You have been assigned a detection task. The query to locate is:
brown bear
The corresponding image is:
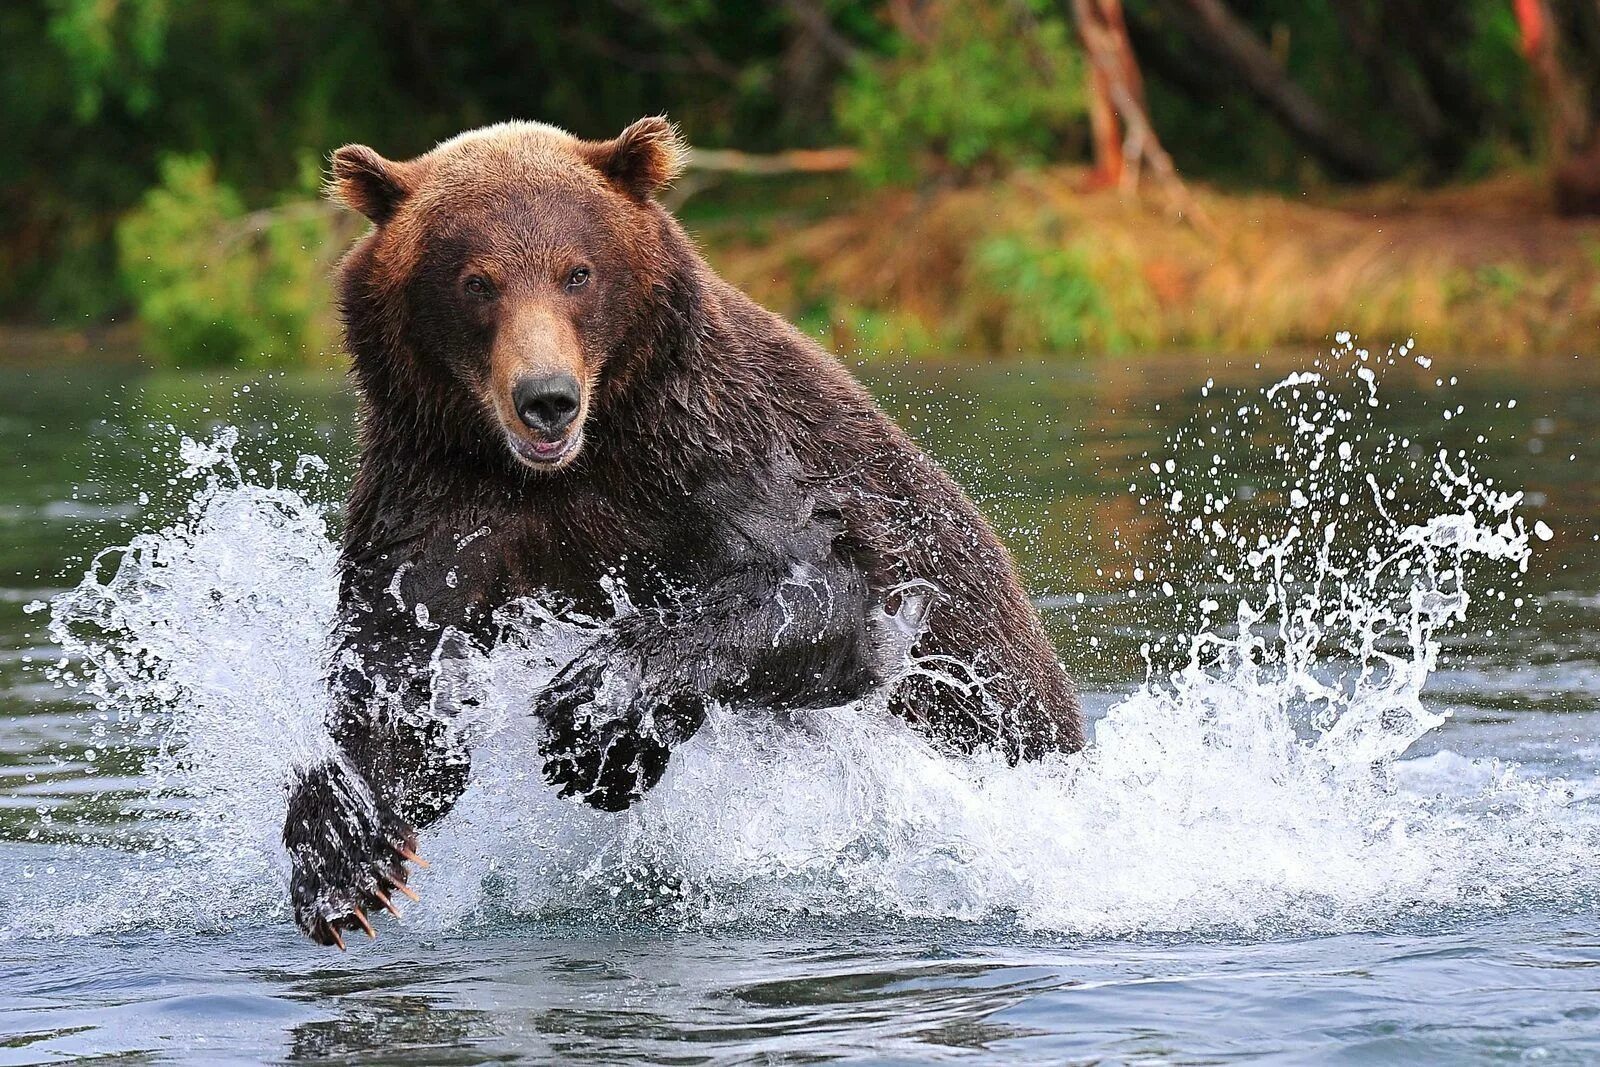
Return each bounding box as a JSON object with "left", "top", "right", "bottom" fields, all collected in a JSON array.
[{"left": 282, "top": 117, "right": 1084, "bottom": 948}]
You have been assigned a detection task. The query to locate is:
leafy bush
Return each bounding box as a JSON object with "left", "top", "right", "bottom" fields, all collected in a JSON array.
[
  {"left": 801, "top": 301, "right": 943, "bottom": 358},
  {"left": 964, "top": 223, "right": 1151, "bottom": 354},
  {"left": 117, "top": 155, "right": 344, "bottom": 366},
  {"left": 838, "top": 0, "right": 1086, "bottom": 184},
  {"left": 46, "top": 0, "right": 169, "bottom": 121}
]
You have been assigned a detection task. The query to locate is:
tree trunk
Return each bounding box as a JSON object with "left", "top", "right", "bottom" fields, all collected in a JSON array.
[
  {"left": 1516, "top": 0, "right": 1588, "bottom": 152},
  {"left": 1380, "top": 0, "right": 1493, "bottom": 146},
  {"left": 1157, "top": 0, "right": 1391, "bottom": 181},
  {"left": 1521, "top": 0, "right": 1600, "bottom": 213},
  {"left": 1069, "top": 0, "right": 1198, "bottom": 221},
  {"left": 1074, "top": 0, "right": 1138, "bottom": 187},
  {"left": 1327, "top": 0, "right": 1462, "bottom": 173},
  {"left": 778, "top": 0, "right": 859, "bottom": 140}
]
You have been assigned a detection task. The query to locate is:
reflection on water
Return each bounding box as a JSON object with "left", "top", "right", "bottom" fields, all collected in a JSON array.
[
  {"left": 0, "top": 345, "right": 1598, "bottom": 1063},
  {"left": 6, "top": 919, "right": 1600, "bottom": 1062}
]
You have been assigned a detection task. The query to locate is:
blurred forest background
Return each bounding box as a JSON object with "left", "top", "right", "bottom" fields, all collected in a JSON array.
[{"left": 3, "top": 0, "right": 1600, "bottom": 365}]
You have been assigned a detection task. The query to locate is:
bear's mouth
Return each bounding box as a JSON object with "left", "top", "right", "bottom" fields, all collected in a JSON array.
[{"left": 506, "top": 428, "right": 582, "bottom": 470}]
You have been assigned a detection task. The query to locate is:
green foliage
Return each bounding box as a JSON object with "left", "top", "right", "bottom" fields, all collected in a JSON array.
[
  {"left": 0, "top": 0, "right": 1583, "bottom": 362},
  {"left": 1135, "top": 0, "right": 1538, "bottom": 185},
  {"left": 117, "top": 155, "right": 341, "bottom": 366},
  {"left": 3, "top": 0, "right": 870, "bottom": 324},
  {"left": 46, "top": 0, "right": 171, "bottom": 120},
  {"left": 839, "top": 0, "right": 1085, "bottom": 184},
  {"left": 967, "top": 230, "right": 1120, "bottom": 354},
  {"left": 1455, "top": 262, "right": 1529, "bottom": 309},
  {"left": 805, "top": 303, "right": 944, "bottom": 358}
]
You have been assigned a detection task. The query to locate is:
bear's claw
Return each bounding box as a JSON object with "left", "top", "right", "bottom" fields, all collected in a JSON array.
[
  {"left": 395, "top": 844, "right": 429, "bottom": 868},
  {"left": 284, "top": 759, "right": 428, "bottom": 947},
  {"left": 371, "top": 886, "right": 400, "bottom": 916}
]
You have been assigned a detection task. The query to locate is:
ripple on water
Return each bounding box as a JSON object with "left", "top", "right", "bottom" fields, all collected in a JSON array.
[{"left": 0, "top": 344, "right": 1591, "bottom": 950}]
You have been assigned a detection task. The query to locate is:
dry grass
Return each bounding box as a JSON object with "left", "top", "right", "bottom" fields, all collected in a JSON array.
[{"left": 701, "top": 166, "right": 1600, "bottom": 357}]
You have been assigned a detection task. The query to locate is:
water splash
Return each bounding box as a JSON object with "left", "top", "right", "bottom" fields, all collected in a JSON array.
[{"left": 10, "top": 342, "right": 1597, "bottom": 941}]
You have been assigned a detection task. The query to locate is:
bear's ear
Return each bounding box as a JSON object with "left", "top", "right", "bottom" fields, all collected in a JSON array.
[
  {"left": 584, "top": 116, "right": 687, "bottom": 201},
  {"left": 328, "top": 145, "right": 416, "bottom": 224}
]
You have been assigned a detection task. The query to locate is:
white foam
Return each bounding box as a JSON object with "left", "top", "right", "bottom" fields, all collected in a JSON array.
[{"left": 11, "top": 341, "right": 1598, "bottom": 941}]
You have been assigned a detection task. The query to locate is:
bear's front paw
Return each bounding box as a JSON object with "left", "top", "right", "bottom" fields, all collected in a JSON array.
[
  {"left": 283, "top": 760, "right": 428, "bottom": 948},
  {"left": 535, "top": 637, "right": 705, "bottom": 811}
]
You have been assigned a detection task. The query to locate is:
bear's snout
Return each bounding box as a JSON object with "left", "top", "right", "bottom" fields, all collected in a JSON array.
[{"left": 513, "top": 373, "right": 582, "bottom": 438}]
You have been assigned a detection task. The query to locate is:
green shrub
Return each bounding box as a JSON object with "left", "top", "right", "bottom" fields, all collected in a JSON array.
[
  {"left": 838, "top": 0, "right": 1086, "bottom": 185},
  {"left": 117, "top": 154, "right": 344, "bottom": 367},
  {"left": 804, "top": 302, "right": 943, "bottom": 358},
  {"left": 968, "top": 231, "right": 1113, "bottom": 353}
]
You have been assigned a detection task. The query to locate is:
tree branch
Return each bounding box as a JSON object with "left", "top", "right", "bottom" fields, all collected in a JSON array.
[
  {"left": 1157, "top": 0, "right": 1391, "bottom": 180},
  {"left": 781, "top": 0, "right": 861, "bottom": 65}
]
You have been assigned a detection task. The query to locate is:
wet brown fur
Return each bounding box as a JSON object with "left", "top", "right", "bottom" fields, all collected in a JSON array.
[{"left": 283, "top": 117, "right": 1083, "bottom": 946}]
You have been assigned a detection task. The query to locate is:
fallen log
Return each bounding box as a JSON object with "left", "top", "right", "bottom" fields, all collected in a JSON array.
[{"left": 685, "top": 146, "right": 860, "bottom": 175}]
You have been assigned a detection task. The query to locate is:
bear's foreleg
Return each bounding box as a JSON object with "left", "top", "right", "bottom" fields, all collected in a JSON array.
[
  {"left": 284, "top": 628, "right": 471, "bottom": 946},
  {"left": 536, "top": 513, "right": 888, "bottom": 810}
]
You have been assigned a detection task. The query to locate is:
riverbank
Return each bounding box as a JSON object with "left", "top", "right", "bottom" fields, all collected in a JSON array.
[
  {"left": 695, "top": 167, "right": 1600, "bottom": 359},
  {"left": 7, "top": 167, "right": 1599, "bottom": 365}
]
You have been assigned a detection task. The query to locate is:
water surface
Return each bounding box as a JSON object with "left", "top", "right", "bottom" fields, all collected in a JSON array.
[{"left": 1, "top": 344, "right": 1596, "bottom": 1064}]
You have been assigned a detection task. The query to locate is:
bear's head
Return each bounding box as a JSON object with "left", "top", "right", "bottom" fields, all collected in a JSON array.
[{"left": 330, "top": 117, "right": 689, "bottom": 473}]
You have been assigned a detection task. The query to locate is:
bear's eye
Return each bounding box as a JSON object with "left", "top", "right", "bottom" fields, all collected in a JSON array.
[
  {"left": 565, "top": 266, "right": 592, "bottom": 291},
  {"left": 463, "top": 275, "right": 494, "bottom": 299}
]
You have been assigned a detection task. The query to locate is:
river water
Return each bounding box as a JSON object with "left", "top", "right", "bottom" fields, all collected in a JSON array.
[{"left": 0, "top": 342, "right": 1596, "bottom": 1064}]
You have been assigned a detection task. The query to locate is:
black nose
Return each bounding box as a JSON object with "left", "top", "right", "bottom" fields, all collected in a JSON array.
[{"left": 513, "top": 373, "right": 581, "bottom": 435}]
